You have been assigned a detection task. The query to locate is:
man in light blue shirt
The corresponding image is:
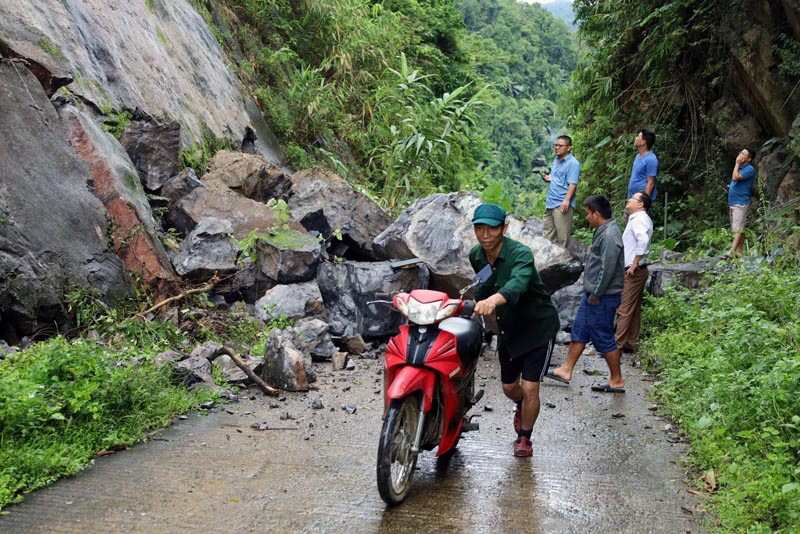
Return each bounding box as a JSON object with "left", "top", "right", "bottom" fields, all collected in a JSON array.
[
  {"left": 723, "top": 147, "right": 756, "bottom": 259},
  {"left": 627, "top": 129, "right": 658, "bottom": 202},
  {"left": 542, "top": 135, "right": 580, "bottom": 247}
]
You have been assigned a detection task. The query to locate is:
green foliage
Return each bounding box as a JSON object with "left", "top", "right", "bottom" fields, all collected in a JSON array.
[
  {"left": 101, "top": 109, "right": 133, "bottom": 139},
  {"left": 179, "top": 126, "right": 235, "bottom": 176},
  {"left": 457, "top": 0, "right": 578, "bottom": 216},
  {"left": 37, "top": 38, "right": 61, "bottom": 58},
  {"left": 212, "top": 0, "right": 494, "bottom": 214},
  {"left": 367, "top": 54, "right": 489, "bottom": 210},
  {"left": 63, "top": 284, "right": 186, "bottom": 351},
  {"left": 0, "top": 337, "right": 214, "bottom": 509},
  {"left": 640, "top": 259, "right": 800, "bottom": 532},
  {"left": 775, "top": 33, "right": 800, "bottom": 79}
]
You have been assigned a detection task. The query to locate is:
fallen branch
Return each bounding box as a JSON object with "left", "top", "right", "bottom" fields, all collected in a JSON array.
[
  {"left": 219, "top": 345, "right": 279, "bottom": 397},
  {"left": 133, "top": 275, "right": 219, "bottom": 320}
]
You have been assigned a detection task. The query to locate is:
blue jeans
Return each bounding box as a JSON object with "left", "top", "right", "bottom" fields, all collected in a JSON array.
[{"left": 571, "top": 292, "right": 621, "bottom": 354}]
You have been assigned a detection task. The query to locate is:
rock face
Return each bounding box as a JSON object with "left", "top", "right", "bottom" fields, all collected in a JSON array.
[
  {"left": 0, "top": 0, "right": 287, "bottom": 166},
  {"left": 59, "top": 103, "right": 177, "bottom": 288},
  {"left": 0, "top": 61, "right": 128, "bottom": 342}
]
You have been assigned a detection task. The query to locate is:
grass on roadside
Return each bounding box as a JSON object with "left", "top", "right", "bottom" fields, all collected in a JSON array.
[
  {"left": 0, "top": 336, "right": 216, "bottom": 511},
  {"left": 640, "top": 260, "right": 800, "bottom": 533}
]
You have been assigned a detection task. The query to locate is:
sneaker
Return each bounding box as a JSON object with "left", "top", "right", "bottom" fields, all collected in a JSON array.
[
  {"left": 513, "top": 436, "right": 533, "bottom": 457},
  {"left": 513, "top": 408, "right": 522, "bottom": 434}
]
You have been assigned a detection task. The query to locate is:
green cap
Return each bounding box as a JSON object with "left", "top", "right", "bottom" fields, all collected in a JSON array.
[{"left": 472, "top": 203, "right": 506, "bottom": 227}]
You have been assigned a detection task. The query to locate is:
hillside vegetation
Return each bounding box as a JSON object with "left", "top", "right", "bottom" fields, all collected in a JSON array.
[{"left": 189, "top": 0, "right": 576, "bottom": 216}]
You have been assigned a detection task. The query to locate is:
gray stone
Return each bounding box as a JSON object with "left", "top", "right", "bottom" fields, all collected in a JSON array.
[
  {"left": 261, "top": 329, "right": 310, "bottom": 391},
  {"left": 316, "top": 260, "right": 430, "bottom": 338},
  {"left": 120, "top": 113, "right": 182, "bottom": 192},
  {"left": 255, "top": 281, "right": 324, "bottom": 323},
  {"left": 170, "top": 218, "right": 238, "bottom": 279},
  {"left": 288, "top": 168, "right": 392, "bottom": 260},
  {"left": 0, "top": 62, "right": 127, "bottom": 341}
]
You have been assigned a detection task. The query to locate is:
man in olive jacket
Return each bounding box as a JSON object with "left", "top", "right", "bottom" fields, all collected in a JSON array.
[
  {"left": 469, "top": 203, "right": 560, "bottom": 458},
  {"left": 547, "top": 195, "right": 626, "bottom": 393}
]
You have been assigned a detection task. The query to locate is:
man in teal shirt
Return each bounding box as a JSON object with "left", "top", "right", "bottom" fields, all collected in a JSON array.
[{"left": 469, "top": 203, "right": 561, "bottom": 458}]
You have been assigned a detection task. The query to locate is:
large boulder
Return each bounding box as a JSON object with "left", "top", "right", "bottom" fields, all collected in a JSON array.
[
  {"left": 59, "top": 103, "right": 177, "bottom": 288},
  {"left": 316, "top": 260, "right": 430, "bottom": 339},
  {"left": 170, "top": 217, "right": 238, "bottom": 280},
  {"left": 287, "top": 168, "right": 393, "bottom": 260},
  {"left": 120, "top": 110, "right": 182, "bottom": 192},
  {"left": 171, "top": 187, "right": 304, "bottom": 239},
  {"left": 0, "top": 61, "right": 128, "bottom": 343},
  {"left": 372, "top": 191, "right": 583, "bottom": 295},
  {"left": 646, "top": 260, "right": 719, "bottom": 297},
  {"left": 203, "top": 150, "right": 292, "bottom": 203},
  {"left": 255, "top": 282, "right": 325, "bottom": 323}
]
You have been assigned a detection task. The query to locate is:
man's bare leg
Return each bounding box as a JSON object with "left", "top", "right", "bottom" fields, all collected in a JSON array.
[
  {"left": 603, "top": 348, "right": 625, "bottom": 389},
  {"left": 550, "top": 341, "right": 586, "bottom": 382}
]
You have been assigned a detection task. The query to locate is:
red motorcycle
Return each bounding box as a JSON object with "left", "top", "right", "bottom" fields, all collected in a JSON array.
[{"left": 373, "top": 270, "right": 490, "bottom": 506}]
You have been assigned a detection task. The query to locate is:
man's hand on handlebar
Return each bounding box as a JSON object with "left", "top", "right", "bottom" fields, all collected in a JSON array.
[
  {"left": 473, "top": 294, "right": 507, "bottom": 317},
  {"left": 473, "top": 299, "right": 497, "bottom": 316}
]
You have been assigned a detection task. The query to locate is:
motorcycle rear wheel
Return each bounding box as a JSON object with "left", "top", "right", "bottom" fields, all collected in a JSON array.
[{"left": 376, "top": 396, "right": 420, "bottom": 506}]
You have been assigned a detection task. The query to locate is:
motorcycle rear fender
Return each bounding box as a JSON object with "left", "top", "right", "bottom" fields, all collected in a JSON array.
[{"left": 385, "top": 366, "right": 436, "bottom": 412}]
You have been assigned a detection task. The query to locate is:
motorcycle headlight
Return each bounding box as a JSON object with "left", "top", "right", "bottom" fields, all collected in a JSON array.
[
  {"left": 404, "top": 297, "right": 459, "bottom": 325},
  {"left": 405, "top": 296, "right": 442, "bottom": 325}
]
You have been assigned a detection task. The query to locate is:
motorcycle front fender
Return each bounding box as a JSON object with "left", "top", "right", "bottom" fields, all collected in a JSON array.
[{"left": 385, "top": 366, "right": 436, "bottom": 413}]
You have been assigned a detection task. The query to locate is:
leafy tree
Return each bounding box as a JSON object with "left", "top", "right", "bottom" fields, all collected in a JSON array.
[
  {"left": 208, "top": 0, "right": 490, "bottom": 213},
  {"left": 457, "top": 0, "right": 577, "bottom": 216}
]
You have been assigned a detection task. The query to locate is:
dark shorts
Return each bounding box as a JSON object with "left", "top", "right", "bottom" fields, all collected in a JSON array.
[
  {"left": 499, "top": 337, "right": 555, "bottom": 383},
  {"left": 571, "top": 292, "right": 621, "bottom": 354}
]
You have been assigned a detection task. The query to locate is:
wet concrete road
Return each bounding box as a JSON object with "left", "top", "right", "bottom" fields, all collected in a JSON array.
[{"left": 0, "top": 344, "right": 703, "bottom": 533}]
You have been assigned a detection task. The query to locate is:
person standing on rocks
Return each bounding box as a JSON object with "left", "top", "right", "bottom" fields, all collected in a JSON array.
[
  {"left": 542, "top": 135, "right": 581, "bottom": 247},
  {"left": 469, "top": 203, "right": 561, "bottom": 457},
  {"left": 546, "top": 195, "right": 626, "bottom": 393},
  {"left": 615, "top": 191, "right": 653, "bottom": 353},
  {"left": 723, "top": 147, "right": 756, "bottom": 259}
]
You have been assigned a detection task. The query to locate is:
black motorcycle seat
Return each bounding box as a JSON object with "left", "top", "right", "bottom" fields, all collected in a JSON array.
[{"left": 439, "top": 317, "right": 483, "bottom": 368}]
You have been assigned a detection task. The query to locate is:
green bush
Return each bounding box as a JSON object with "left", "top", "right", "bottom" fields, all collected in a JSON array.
[
  {"left": 640, "top": 261, "right": 800, "bottom": 532},
  {"left": 0, "top": 337, "right": 214, "bottom": 509}
]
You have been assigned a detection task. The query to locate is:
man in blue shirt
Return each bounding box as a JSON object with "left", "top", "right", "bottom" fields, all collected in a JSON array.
[
  {"left": 723, "top": 147, "right": 756, "bottom": 259},
  {"left": 542, "top": 135, "right": 580, "bottom": 247},
  {"left": 627, "top": 129, "right": 658, "bottom": 202}
]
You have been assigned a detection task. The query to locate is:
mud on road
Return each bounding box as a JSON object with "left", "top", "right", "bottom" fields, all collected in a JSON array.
[{"left": 0, "top": 344, "right": 703, "bottom": 533}]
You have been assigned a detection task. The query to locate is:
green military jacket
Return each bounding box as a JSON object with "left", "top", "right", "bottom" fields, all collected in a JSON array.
[{"left": 469, "top": 236, "right": 560, "bottom": 358}]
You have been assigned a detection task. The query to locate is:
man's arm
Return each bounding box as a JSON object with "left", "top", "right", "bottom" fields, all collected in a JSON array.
[
  {"left": 645, "top": 176, "right": 655, "bottom": 196},
  {"left": 626, "top": 254, "right": 643, "bottom": 276},
  {"left": 473, "top": 292, "right": 507, "bottom": 316},
  {"left": 560, "top": 183, "right": 578, "bottom": 213},
  {"left": 732, "top": 158, "right": 754, "bottom": 182}
]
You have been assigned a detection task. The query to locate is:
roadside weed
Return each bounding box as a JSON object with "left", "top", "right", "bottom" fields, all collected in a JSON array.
[{"left": 640, "top": 262, "right": 800, "bottom": 532}]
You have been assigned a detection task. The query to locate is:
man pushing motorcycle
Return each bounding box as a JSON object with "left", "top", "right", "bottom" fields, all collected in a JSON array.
[{"left": 469, "top": 203, "right": 561, "bottom": 457}]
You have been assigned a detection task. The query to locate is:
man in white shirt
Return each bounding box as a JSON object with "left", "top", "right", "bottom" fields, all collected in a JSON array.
[{"left": 616, "top": 191, "right": 653, "bottom": 353}]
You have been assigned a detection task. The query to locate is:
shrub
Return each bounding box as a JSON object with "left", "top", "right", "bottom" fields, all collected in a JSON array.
[{"left": 640, "top": 261, "right": 800, "bottom": 532}]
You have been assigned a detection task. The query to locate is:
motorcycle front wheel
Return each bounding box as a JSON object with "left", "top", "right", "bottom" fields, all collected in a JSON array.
[{"left": 376, "top": 395, "right": 421, "bottom": 506}]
